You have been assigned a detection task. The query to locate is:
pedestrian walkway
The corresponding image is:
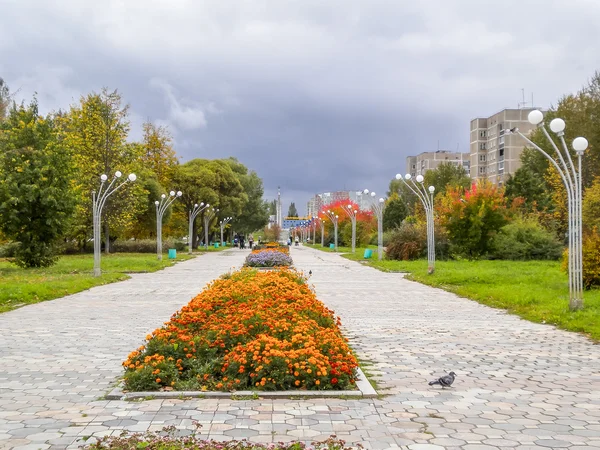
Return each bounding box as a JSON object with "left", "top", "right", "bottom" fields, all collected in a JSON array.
[{"left": 1, "top": 246, "right": 599, "bottom": 449}]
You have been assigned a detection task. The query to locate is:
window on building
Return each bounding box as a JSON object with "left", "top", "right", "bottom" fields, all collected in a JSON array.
[{"left": 499, "top": 148, "right": 504, "bottom": 156}]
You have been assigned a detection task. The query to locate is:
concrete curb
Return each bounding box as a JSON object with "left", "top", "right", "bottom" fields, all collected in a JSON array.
[{"left": 106, "top": 367, "right": 377, "bottom": 400}]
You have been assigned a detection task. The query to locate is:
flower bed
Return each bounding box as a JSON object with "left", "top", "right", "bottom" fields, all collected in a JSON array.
[
  {"left": 245, "top": 248, "right": 292, "bottom": 267},
  {"left": 123, "top": 269, "right": 358, "bottom": 392}
]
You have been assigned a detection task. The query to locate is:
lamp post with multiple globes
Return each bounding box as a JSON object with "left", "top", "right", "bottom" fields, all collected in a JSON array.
[{"left": 155, "top": 190, "right": 183, "bottom": 260}]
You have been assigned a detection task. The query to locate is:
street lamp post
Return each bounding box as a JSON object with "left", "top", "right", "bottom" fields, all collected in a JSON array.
[
  {"left": 188, "top": 202, "right": 209, "bottom": 254},
  {"left": 395, "top": 174, "right": 436, "bottom": 273},
  {"left": 155, "top": 190, "right": 182, "bottom": 260},
  {"left": 311, "top": 216, "right": 317, "bottom": 244},
  {"left": 319, "top": 217, "right": 325, "bottom": 247},
  {"left": 322, "top": 210, "right": 339, "bottom": 251},
  {"left": 204, "top": 208, "right": 219, "bottom": 249},
  {"left": 220, "top": 217, "right": 233, "bottom": 246},
  {"left": 92, "top": 171, "right": 137, "bottom": 277},
  {"left": 510, "top": 110, "right": 588, "bottom": 311},
  {"left": 342, "top": 204, "right": 358, "bottom": 253},
  {"left": 363, "top": 190, "right": 385, "bottom": 260}
]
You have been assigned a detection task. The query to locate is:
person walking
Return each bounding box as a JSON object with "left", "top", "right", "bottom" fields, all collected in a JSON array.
[{"left": 248, "top": 235, "right": 254, "bottom": 249}]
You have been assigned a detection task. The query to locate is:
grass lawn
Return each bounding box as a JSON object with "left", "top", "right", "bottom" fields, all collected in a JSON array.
[
  {"left": 305, "top": 243, "right": 378, "bottom": 255},
  {"left": 0, "top": 253, "right": 195, "bottom": 314},
  {"left": 341, "top": 256, "right": 600, "bottom": 341}
]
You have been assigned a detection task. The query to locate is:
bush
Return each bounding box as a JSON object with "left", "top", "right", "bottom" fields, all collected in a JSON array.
[
  {"left": 491, "top": 217, "right": 563, "bottom": 260},
  {"left": 123, "top": 269, "right": 358, "bottom": 392},
  {"left": 385, "top": 222, "right": 450, "bottom": 261},
  {"left": 385, "top": 222, "right": 426, "bottom": 260},
  {"left": 582, "top": 228, "right": 600, "bottom": 289},
  {"left": 0, "top": 241, "right": 19, "bottom": 258},
  {"left": 110, "top": 238, "right": 186, "bottom": 253}
]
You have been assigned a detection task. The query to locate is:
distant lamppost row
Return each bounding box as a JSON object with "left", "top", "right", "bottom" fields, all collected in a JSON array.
[
  {"left": 188, "top": 202, "right": 209, "bottom": 254},
  {"left": 510, "top": 110, "right": 588, "bottom": 311},
  {"left": 204, "top": 207, "right": 219, "bottom": 249},
  {"left": 322, "top": 210, "right": 339, "bottom": 251},
  {"left": 363, "top": 190, "right": 385, "bottom": 260},
  {"left": 396, "top": 174, "right": 436, "bottom": 273},
  {"left": 220, "top": 217, "right": 233, "bottom": 246},
  {"left": 155, "top": 190, "right": 182, "bottom": 260},
  {"left": 341, "top": 204, "right": 358, "bottom": 253},
  {"left": 311, "top": 216, "right": 317, "bottom": 244},
  {"left": 92, "top": 171, "right": 137, "bottom": 277}
]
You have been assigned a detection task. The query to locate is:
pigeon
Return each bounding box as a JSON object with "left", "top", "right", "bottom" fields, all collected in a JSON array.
[
  {"left": 308, "top": 270, "right": 312, "bottom": 276},
  {"left": 428, "top": 371, "right": 456, "bottom": 388},
  {"left": 509, "top": 127, "right": 519, "bottom": 133}
]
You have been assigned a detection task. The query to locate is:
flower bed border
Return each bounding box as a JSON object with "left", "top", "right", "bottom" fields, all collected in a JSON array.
[{"left": 105, "top": 367, "right": 376, "bottom": 400}]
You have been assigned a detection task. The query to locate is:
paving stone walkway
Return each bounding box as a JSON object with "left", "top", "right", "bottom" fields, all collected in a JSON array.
[{"left": 1, "top": 246, "right": 599, "bottom": 449}]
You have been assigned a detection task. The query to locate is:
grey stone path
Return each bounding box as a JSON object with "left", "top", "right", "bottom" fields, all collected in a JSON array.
[{"left": 1, "top": 246, "right": 599, "bottom": 449}]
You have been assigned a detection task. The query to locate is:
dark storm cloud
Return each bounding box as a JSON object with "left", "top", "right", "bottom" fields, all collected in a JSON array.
[{"left": 2, "top": 0, "right": 600, "bottom": 214}]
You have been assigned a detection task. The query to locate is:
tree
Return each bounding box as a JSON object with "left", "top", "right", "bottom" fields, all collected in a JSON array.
[
  {"left": 287, "top": 202, "right": 298, "bottom": 217},
  {"left": 140, "top": 122, "right": 178, "bottom": 186},
  {"left": 63, "top": 88, "right": 146, "bottom": 251},
  {"left": 0, "top": 99, "right": 75, "bottom": 267},
  {"left": 504, "top": 164, "right": 554, "bottom": 213},
  {"left": 583, "top": 176, "right": 600, "bottom": 231},
  {"left": 0, "top": 77, "right": 10, "bottom": 120},
  {"left": 383, "top": 194, "right": 408, "bottom": 231},
  {"left": 222, "top": 158, "right": 269, "bottom": 234},
  {"left": 387, "top": 177, "right": 419, "bottom": 216},
  {"left": 268, "top": 200, "right": 277, "bottom": 215},
  {"left": 423, "top": 163, "right": 471, "bottom": 196},
  {"left": 172, "top": 159, "right": 246, "bottom": 248},
  {"left": 437, "top": 180, "right": 509, "bottom": 259}
]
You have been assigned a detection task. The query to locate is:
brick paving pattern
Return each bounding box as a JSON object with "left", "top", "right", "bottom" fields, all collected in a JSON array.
[{"left": 1, "top": 246, "right": 599, "bottom": 449}]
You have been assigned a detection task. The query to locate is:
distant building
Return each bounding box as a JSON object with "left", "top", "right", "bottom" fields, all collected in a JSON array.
[
  {"left": 282, "top": 217, "right": 311, "bottom": 229},
  {"left": 470, "top": 108, "right": 542, "bottom": 185},
  {"left": 405, "top": 150, "right": 470, "bottom": 178},
  {"left": 306, "top": 191, "right": 372, "bottom": 217}
]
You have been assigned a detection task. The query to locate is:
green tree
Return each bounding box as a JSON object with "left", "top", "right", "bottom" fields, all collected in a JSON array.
[
  {"left": 222, "top": 158, "right": 269, "bottom": 234},
  {"left": 382, "top": 194, "right": 408, "bottom": 231},
  {"left": 0, "top": 99, "right": 75, "bottom": 267},
  {"left": 387, "top": 177, "right": 418, "bottom": 215},
  {"left": 173, "top": 159, "right": 246, "bottom": 248},
  {"left": 268, "top": 200, "right": 277, "bottom": 215},
  {"left": 504, "top": 164, "right": 553, "bottom": 212},
  {"left": 287, "top": 202, "right": 298, "bottom": 217},
  {"left": 423, "top": 163, "right": 471, "bottom": 196},
  {"left": 0, "top": 77, "right": 10, "bottom": 120},
  {"left": 63, "top": 88, "right": 145, "bottom": 251}
]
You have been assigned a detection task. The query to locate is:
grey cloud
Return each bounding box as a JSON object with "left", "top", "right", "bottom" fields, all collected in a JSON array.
[{"left": 2, "top": 0, "right": 600, "bottom": 214}]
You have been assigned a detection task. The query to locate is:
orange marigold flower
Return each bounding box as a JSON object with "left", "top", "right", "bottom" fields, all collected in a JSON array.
[{"left": 294, "top": 380, "right": 300, "bottom": 386}]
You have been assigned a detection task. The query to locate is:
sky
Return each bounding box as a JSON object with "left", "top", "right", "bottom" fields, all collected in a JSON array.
[{"left": 2, "top": 0, "right": 600, "bottom": 215}]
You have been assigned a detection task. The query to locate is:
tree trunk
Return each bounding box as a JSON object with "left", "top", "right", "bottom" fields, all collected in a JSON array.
[
  {"left": 104, "top": 222, "right": 110, "bottom": 254},
  {"left": 192, "top": 219, "right": 198, "bottom": 250}
]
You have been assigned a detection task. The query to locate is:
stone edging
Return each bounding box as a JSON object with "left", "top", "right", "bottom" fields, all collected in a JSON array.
[{"left": 105, "top": 367, "right": 377, "bottom": 400}]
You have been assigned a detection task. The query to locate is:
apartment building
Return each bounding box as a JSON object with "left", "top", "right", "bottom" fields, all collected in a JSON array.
[
  {"left": 470, "top": 108, "right": 541, "bottom": 185},
  {"left": 405, "top": 150, "right": 470, "bottom": 178},
  {"left": 306, "top": 190, "right": 372, "bottom": 217}
]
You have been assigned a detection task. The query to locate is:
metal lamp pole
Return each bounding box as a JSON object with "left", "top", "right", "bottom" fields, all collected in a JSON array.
[
  {"left": 204, "top": 208, "right": 219, "bottom": 249},
  {"left": 396, "top": 174, "right": 436, "bottom": 273},
  {"left": 188, "top": 202, "right": 209, "bottom": 254},
  {"left": 342, "top": 204, "right": 358, "bottom": 253},
  {"left": 319, "top": 217, "right": 325, "bottom": 247},
  {"left": 363, "top": 190, "right": 385, "bottom": 260},
  {"left": 322, "top": 210, "right": 339, "bottom": 251},
  {"left": 220, "top": 217, "right": 233, "bottom": 246},
  {"left": 311, "top": 217, "right": 317, "bottom": 244},
  {"left": 155, "top": 190, "right": 182, "bottom": 260},
  {"left": 92, "top": 171, "right": 137, "bottom": 277},
  {"left": 511, "top": 110, "right": 588, "bottom": 311}
]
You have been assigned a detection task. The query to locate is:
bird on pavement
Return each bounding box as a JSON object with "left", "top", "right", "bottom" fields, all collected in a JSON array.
[
  {"left": 428, "top": 372, "right": 456, "bottom": 388},
  {"left": 308, "top": 270, "right": 312, "bottom": 276}
]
